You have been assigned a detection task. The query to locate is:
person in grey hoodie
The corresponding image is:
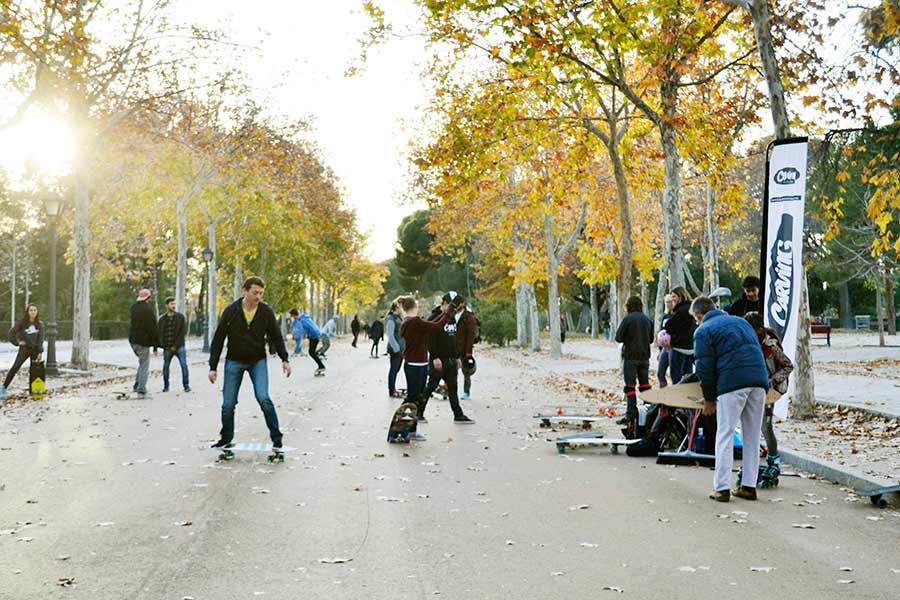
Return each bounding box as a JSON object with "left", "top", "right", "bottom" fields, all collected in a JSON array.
[{"left": 385, "top": 302, "right": 405, "bottom": 397}]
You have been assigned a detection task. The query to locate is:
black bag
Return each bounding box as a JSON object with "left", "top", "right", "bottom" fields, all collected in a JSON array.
[
  {"left": 626, "top": 437, "right": 660, "bottom": 457},
  {"left": 7, "top": 325, "right": 18, "bottom": 348}
]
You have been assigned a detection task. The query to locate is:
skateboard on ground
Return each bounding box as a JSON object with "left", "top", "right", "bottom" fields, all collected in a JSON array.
[
  {"left": 115, "top": 390, "right": 148, "bottom": 399},
  {"left": 534, "top": 415, "right": 606, "bottom": 430},
  {"left": 551, "top": 433, "right": 637, "bottom": 455},
  {"left": 212, "top": 442, "right": 295, "bottom": 463},
  {"left": 29, "top": 360, "right": 45, "bottom": 400},
  {"left": 857, "top": 484, "right": 900, "bottom": 508},
  {"left": 387, "top": 402, "right": 418, "bottom": 443},
  {"left": 390, "top": 388, "right": 407, "bottom": 399}
]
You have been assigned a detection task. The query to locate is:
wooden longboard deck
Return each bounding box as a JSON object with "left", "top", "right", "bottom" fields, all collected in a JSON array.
[
  {"left": 639, "top": 382, "right": 781, "bottom": 409},
  {"left": 546, "top": 432, "right": 607, "bottom": 443},
  {"left": 558, "top": 438, "right": 637, "bottom": 447},
  {"left": 211, "top": 442, "right": 296, "bottom": 453}
]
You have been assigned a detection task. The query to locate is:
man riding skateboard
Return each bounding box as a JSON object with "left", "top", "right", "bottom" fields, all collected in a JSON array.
[{"left": 208, "top": 277, "right": 291, "bottom": 450}]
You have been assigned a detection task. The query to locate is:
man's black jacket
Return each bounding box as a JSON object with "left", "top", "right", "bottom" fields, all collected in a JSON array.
[
  {"left": 129, "top": 301, "right": 160, "bottom": 348},
  {"left": 615, "top": 310, "right": 654, "bottom": 361},
  {"left": 209, "top": 299, "right": 288, "bottom": 370}
]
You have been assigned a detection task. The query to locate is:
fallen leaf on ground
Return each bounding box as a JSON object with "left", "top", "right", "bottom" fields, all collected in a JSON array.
[
  {"left": 602, "top": 586, "right": 624, "bottom": 593},
  {"left": 751, "top": 566, "right": 775, "bottom": 572},
  {"left": 792, "top": 523, "right": 816, "bottom": 529}
]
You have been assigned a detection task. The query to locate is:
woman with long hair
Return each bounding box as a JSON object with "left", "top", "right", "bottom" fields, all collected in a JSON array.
[
  {"left": 1, "top": 304, "right": 44, "bottom": 399},
  {"left": 663, "top": 286, "right": 696, "bottom": 384},
  {"left": 385, "top": 302, "right": 405, "bottom": 397}
]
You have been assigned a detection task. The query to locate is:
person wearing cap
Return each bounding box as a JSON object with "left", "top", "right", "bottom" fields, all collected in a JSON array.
[
  {"left": 129, "top": 289, "right": 160, "bottom": 396},
  {"left": 709, "top": 286, "right": 732, "bottom": 309},
  {"left": 420, "top": 291, "right": 474, "bottom": 424},
  {"left": 726, "top": 276, "right": 761, "bottom": 317}
]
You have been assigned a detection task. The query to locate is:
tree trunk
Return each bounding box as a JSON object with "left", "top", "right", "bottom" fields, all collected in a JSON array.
[
  {"left": 886, "top": 271, "right": 896, "bottom": 336},
  {"left": 792, "top": 277, "right": 816, "bottom": 419},
  {"left": 590, "top": 283, "right": 599, "bottom": 339},
  {"left": 683, "top": 262, "right": 702, "bottom": 298},
  {"left": 176, "top": 194, "right": 187, "bottom": 314},
  {"left": 259, "top": 246, "right": 268, "bottom": 280},
  {"left": 207, "top": 221, "right": 218, "bottom": 337},
  {"left": 233, "top": 256, "right": 242, "bottom": 302},
  {"left": 545, "top": 213, "right": 563, "bottom": 359},
  {"left": 608, "top": 279, "right": 619, "bottom": 334},
  {"left": 641, "top": 276, "right": 650, "bottom": 317},
  {"left": 526, "top": 284, "right": 541, "bottom": 352},
  {"left": 838, "top": 281, "right": 852, "bottom": 328},
  {"left": 10, "top": 239, "right": 16, "bottom": 328},
  {"left": 609, "top": 140, "right": 633, "bottom": 320},
  {"left": 654, "top": 263, "right": 669, "bottom": 331},
  {"left": 877, "top": 269, "right": 886, "bottom": 347},
  {"left": 515, "top": 283, "right": 529, "bottom": 348},
  {"left": 70, "top": 176, "right": 91, "bottom": 370},
  {"left": 706, "top": 181, "right": 720, "bottom": 292},
  {"left": 659, "top": 119, "right": 686, "bottom": 289}
]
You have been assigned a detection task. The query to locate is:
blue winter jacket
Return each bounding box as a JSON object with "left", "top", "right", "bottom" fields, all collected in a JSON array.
[
  {"left": 296, "top": 313, "right": 321, "bottom": 340},
  {"left": 693, "top": 309, "right": 769, "bottom": 402}
]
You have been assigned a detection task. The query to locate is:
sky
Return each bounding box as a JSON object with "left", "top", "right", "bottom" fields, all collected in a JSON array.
[{"left": 174, "top": 1, "right": 432, "bottom": 262}]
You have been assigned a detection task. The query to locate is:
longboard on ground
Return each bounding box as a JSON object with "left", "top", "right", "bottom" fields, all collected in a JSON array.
[
  {"left": 533, "top": 414, "right": 606, "bottom": 430},
  {"left": 29, "top": 360, "right": 45, "bottom": 400},
  {"left": 548, "top": 432, "right": 638, "bottom": 455},
  {"left": 387, "top": 402, "right": 418, "bottom": 444},
  {"left": 212, "top": 442, "right": 296, "bottom": 463},
  {"left": 640, "top": 382, "right": 781, "bottom": 409},
  {"left": 857, "top": 484, "right": 900, "bottom": 508}
]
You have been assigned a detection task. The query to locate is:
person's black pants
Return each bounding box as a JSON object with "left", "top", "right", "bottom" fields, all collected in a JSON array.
[
  {"left": 623, "top": 359, "right": 651, "bottom": 421},
  {"left": 307, "top": 338, "right": 325, "bottom": 370},
  {"left": 404, "top": 363, "right": 428, "bottom": 409},
  {"left": 370, "top": 339, "right": 380, "bottom": 356},
  {"left": 352, "top": 332, "right": 359, "bottom": 347},
  {"left": 388, "top": 350, "right": 403, "bottom": 394},
  {"left": 421, "top": 358, "right": 464, "bottom": 420},
  {"left": 3, "top": 347, "right": 38, "bottom": 389}
]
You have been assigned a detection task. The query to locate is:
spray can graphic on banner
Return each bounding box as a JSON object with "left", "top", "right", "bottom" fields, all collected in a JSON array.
[{"left": 767, "top": 214, "right": 794, "bottom": 342}]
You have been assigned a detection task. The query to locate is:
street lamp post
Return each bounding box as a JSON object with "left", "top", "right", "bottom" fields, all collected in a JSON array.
[
  {"left": 43, "top": 193, "right": 62, "bottom": 377},
  {"left": 201, "top": 246, "right": 213, "bottom": 353}
]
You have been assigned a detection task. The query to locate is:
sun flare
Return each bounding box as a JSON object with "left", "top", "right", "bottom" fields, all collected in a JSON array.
[{"left": 0, "top": 111, "right": 76, "bottom": 186}]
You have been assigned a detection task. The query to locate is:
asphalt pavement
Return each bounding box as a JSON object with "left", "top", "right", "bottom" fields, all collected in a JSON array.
[{"left": 1, "top": 340, "right": 898, "bottom": 599}]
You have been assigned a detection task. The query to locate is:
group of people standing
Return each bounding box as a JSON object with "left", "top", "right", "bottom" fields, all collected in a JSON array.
[
  {"left": 615, "top": 275, "right": 794, "bottom": 502},
  {"left": 388, "top": 291, "right": 478, "bottom": 428},
  {"left": 350, "top": 314, "right": 384, "bottom": 357}
]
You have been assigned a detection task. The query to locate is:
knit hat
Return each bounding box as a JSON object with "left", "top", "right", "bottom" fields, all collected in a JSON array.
[{"left": 136, "top": 289, "right": 151, "bottom": 301}]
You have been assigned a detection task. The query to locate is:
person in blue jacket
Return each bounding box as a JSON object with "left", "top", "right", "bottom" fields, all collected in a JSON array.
[
  {"left": 290, "top": 309, "right": 325, "bottom": 374},
  {"left": 691, "top": 296, "right": 769, "bottom": 503},
  {"left": 289, "top": 311, "right": 306, "bottom": 357}
]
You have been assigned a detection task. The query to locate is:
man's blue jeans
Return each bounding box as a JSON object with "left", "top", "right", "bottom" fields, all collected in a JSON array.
[
  {"left": 220, "top": 359, "right": 282, "bottom": 444},
  {"left": 163, "top": 346, "right": 189, "bottom": 390}
]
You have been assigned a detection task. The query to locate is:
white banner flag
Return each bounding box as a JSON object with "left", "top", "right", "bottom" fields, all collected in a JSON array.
[{"left": 762, "top": 138, "right": 808, "bottom": 419}]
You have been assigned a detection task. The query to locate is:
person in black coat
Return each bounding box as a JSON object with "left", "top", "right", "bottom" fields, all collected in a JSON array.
[
  {"left": 1, "top": 303, "right": 44, "bottom": 398},
  {"left": 369, "top": 318, "right": 384, "bottom": 357},
  {"left": 129, "top": 289, "right": 160, "bottom": 396},
  {"left": 663, "top": 286, "right": 696, "bottom": 385},
  {"left": 726, "top": 276, "right": 762, "bottom": 317},
  {"left": 158, "top": 296, "right": 189, "bottom": 392},
  {"left": 351, "top": 315, "right": 361, "bottom": 348},
  {"left": 615, "top": 296, "right": 654, "bottom": 425}
]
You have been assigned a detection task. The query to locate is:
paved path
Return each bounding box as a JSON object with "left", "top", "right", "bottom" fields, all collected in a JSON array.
[{"left": 1, "top": 339, "right": 898, "bottom": 599}]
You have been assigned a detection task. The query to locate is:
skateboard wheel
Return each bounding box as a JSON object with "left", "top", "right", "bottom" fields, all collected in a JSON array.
[
  {"left": 556, "top": 445, "right": 566, "bottom": 454},
  {"left": 611, "top": 445, "right": 619, "bottom": 455},
  {"left": 871, "top": 495, "right": 887, "bottom": 508},
  {"left": 608, "top": 408, "right": 616, "bottom": 417},
  {"left": 556, "top": 408, "right": 563, "bottom": 416}
]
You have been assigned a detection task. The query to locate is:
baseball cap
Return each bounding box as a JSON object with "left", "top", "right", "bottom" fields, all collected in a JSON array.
[{"left": 136, "top": 289, "right": 151, "bottom": 301}]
